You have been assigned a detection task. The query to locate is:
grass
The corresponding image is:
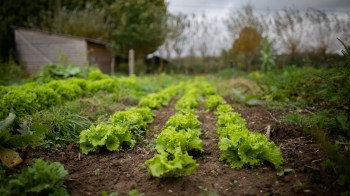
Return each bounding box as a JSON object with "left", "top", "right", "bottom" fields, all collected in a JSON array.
[{"left": 17, "top": 91, "right": 128, "bottom": 146}]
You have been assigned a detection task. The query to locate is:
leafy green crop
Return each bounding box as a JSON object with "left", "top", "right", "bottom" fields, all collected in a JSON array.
[
  {"left": 0, "top": 159, "right": 68, "bottom": 196},
  {"left": 0, "top": 76, "right": 119, "bottom": 119},
  {"left": 79, "top": 124, "right": 135, "bottom": 154},
  {"left": 145, "top": 91, "right": 203, "bottom": 177},
  {"left": 175, "top": 90, "right": 201, "bottom": 111},
  {"left": 110, "top": 107, "right": 154, "bottom": 137},
  {"left": 201, "top": 81, "right": 284, "bottom": 169},
  {"left": 80, "top": 107, "right": 153, "bottom": 154},
  {"left": 216, "top": 109, "right": 283, "bottom": 168},
  {"left": 88, "top": 78, "right": 118, "bottom": 94},
  {"left": 78, "top": 81, "right": 183, "bottom": 155},
  {"left": 138, "top": 83, "right": 182, "bottom": 109},
  {"left": 175, "top": 83, "right": 203, "bottom": 111},
  {"left": 218, "top": 125, "right": 283, "bottom": 168},
  {"left": 145, "top": 149, "right": 198, "bottom": 178},
  {"left": 216, "top": 104, "right": 233, "bottom": 114},
  {"left": 156, "top": 128, "right": 203, "bottom": 154},
  {"left": 163, "top": 112, "right": 201, "bottom": 131},
  {"left": 205, "top": 95, "right": 226, "bottom": 110}
]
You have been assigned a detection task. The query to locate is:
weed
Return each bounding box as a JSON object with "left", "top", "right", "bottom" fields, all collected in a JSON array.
[
  {"left": 277, "top": 168, "right": 295, "bottom": 177},
  {"left": 210, "top": 169, "right": 218, "bottom": 177},
  {"left": 282, "top": 110, "right": 350, "bottom": 133},
  {"left": 93, "top": 168, "right": 100, "bottom": 176},
  {"left": 337, "top": 38, "right": 350, "bottom": 65},
  {"left": 198, "top": 186, "right": 219, "bottom": 196},
  {"left": 0, "top": 60, "right": 26, "bottom": 86},
  {"left": 128, "top": 189, "right": 144, "bottom": 196},
  {"left": 101, "top": 191, "right": 118, "bottom": 196},
  {"left": 20, "top": 107, "right": 92, "bottom": 144}
]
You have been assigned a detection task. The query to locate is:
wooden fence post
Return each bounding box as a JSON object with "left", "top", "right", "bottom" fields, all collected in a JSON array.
[{"left": 129, "top": 49, "right": 135, "bottom": 75}]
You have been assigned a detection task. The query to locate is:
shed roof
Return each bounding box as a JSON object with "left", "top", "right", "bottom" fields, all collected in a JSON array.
[{"left": 13, "top": 26, "right": 109, "bottom": 47}]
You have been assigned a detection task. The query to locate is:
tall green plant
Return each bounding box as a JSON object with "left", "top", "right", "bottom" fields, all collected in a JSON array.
[
  {"left": 260, "top": 39, "right": 275, "bottom": 72},
  {"left": 338, "top": 38, "right": 350, "bottom": 65}
]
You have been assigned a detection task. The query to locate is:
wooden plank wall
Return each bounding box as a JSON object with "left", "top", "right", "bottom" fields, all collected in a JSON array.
[
  {"left": 15, "top": 29, "right": 88, "bottom": 74},
  {"left": 87, "top": 42, "right": 112, "bottom": 73}
]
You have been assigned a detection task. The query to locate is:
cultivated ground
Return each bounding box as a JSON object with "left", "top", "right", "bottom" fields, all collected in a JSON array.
[{"left": 22, "top": 99, "right": 340, "bottom": 195}]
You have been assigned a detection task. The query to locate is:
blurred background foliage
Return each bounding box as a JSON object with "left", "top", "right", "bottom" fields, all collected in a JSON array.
[{"left": 1, "top": 2, "right": 349, "bottom": 73}]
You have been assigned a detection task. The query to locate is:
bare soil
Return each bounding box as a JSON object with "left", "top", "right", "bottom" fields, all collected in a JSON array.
[{"left": 22, "top": 102, "right": 340, "bottom": 196}]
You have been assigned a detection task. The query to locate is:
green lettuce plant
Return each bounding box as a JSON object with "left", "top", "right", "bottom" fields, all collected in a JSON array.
[
  {"left": 80, "top": 107, "right": 153, "bottom": 154},
  {"left": 138, "top": 84, "right": 181, "bottom": 109},
  {"left": 216, "top": 109, "right": 283, "bottom": 168},
  {"left": 163, "top": 112, "right": 201, "bottom": 131},
  {"left": 79, "top": 124, "right": 135, "bottom": 155},
  {"left": 145, "top": 92, "right": 203, "bottom": 177},
  {"left": 156, "top": 128, "right": 203, "bottom": 154},
  {"left": 205, "top": 95, "right": 226, "bottom": 110},
  {"left": 0, "top": 159, "right": 68, "bottom": 196},
  {"left": 145, "top": 149, "right": 198, "bottom": 178}
]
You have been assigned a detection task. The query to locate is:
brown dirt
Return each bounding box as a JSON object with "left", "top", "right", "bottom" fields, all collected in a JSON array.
[{"left": 22, "top": 103, "right": 340, "bottom": 196}]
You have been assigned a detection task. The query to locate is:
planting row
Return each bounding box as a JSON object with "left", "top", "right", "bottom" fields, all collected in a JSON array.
[
  {"left": 0, "top": 70, "right": 174, "bottom": 120},
  {"left": 79, "top": 83, "right": 184, "bottom": 154},
  {"left": 145, "top": 111, "right": 203, "bottom": 177},
  {"left": 0, "top": 70, "right": 118, "bottom": 119},
  {"left": 206, "top": 92, "right": 284, "bottom": 168},
  {"left": 145, "top": 81, "right": 215, "bottom": 177}
]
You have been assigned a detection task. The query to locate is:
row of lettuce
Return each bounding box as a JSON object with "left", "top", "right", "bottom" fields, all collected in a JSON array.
[
  {"left": 209, "top": 96, "right": 283, "bottom": 168},
  {"left": 145, "top": 81, "right": 212, "bottom": 177},
  {"left": 0, "top": 70, "right": 115, "bottom": 120}
]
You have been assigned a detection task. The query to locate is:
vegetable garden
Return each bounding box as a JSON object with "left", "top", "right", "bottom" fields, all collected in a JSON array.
[{"left": 0, "top": 66, "right": 349, "bottom": 195}]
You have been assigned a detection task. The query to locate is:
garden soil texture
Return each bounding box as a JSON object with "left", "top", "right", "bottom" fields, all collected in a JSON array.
[{"left": 23, "top": 101, "right": 340, "bottom": 196}]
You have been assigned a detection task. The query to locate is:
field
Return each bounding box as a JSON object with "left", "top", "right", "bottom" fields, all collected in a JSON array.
[{"left": 0, "top": 66, "right": 349, "bottom": 195}]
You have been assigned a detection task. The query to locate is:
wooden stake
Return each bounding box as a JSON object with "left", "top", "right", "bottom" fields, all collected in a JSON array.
[{"left": 129, "top": 49, "right": 135, "bottom": 75}]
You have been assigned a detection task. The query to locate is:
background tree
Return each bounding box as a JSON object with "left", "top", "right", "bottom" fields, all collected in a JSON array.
[
  {"left": 108, "top": 0, "right": 168, "bottom": 58},
  {"left": 225, "top": 5, "right": 268, "bottom": 40},
  {"left": 225, "top": 5, "right": 268, "bottom": 70},
  {"left": 28, "top": 4, "right": 110, "bottom": 41},
  {"left": 162, "top": 13, "right": 189, "bottom": 60},
  {"left": 230, "top": 27, "right": 263, "bottom": 70},
  {"left": 274, "top": 8, "right": 306, "bottom": 58}
]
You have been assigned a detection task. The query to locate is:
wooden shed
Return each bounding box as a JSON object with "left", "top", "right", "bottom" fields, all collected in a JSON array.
[{"left": 14, "top": 27, "right": 113, "bottom": 74}]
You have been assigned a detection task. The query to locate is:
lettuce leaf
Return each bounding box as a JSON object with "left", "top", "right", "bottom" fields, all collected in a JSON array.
[
  {"left": 145, "top": 150, "right": 198, "bottom": 178},
  {"left": 156, "top": 128, "right": 203, "bottom": 154},
  {"left": 163, "top": 112, "right": 201, "bottom": 131},
  {"left": 205, "top": 95, "right": 226, "bottom": 110},
  {"left": 110, "top": 107, "right": 154, "bottom": 136},
  {"left": 79, "top": 124, "right": 135, "bottom": 155}
]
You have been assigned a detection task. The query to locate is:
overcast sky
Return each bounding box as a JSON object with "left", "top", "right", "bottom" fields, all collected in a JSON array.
[
  {"left": 155, "top": 0, "right": 350, "bottom": 57},
  {"left": 167, "top": 0, "right": 350, "bottom": 18}
]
